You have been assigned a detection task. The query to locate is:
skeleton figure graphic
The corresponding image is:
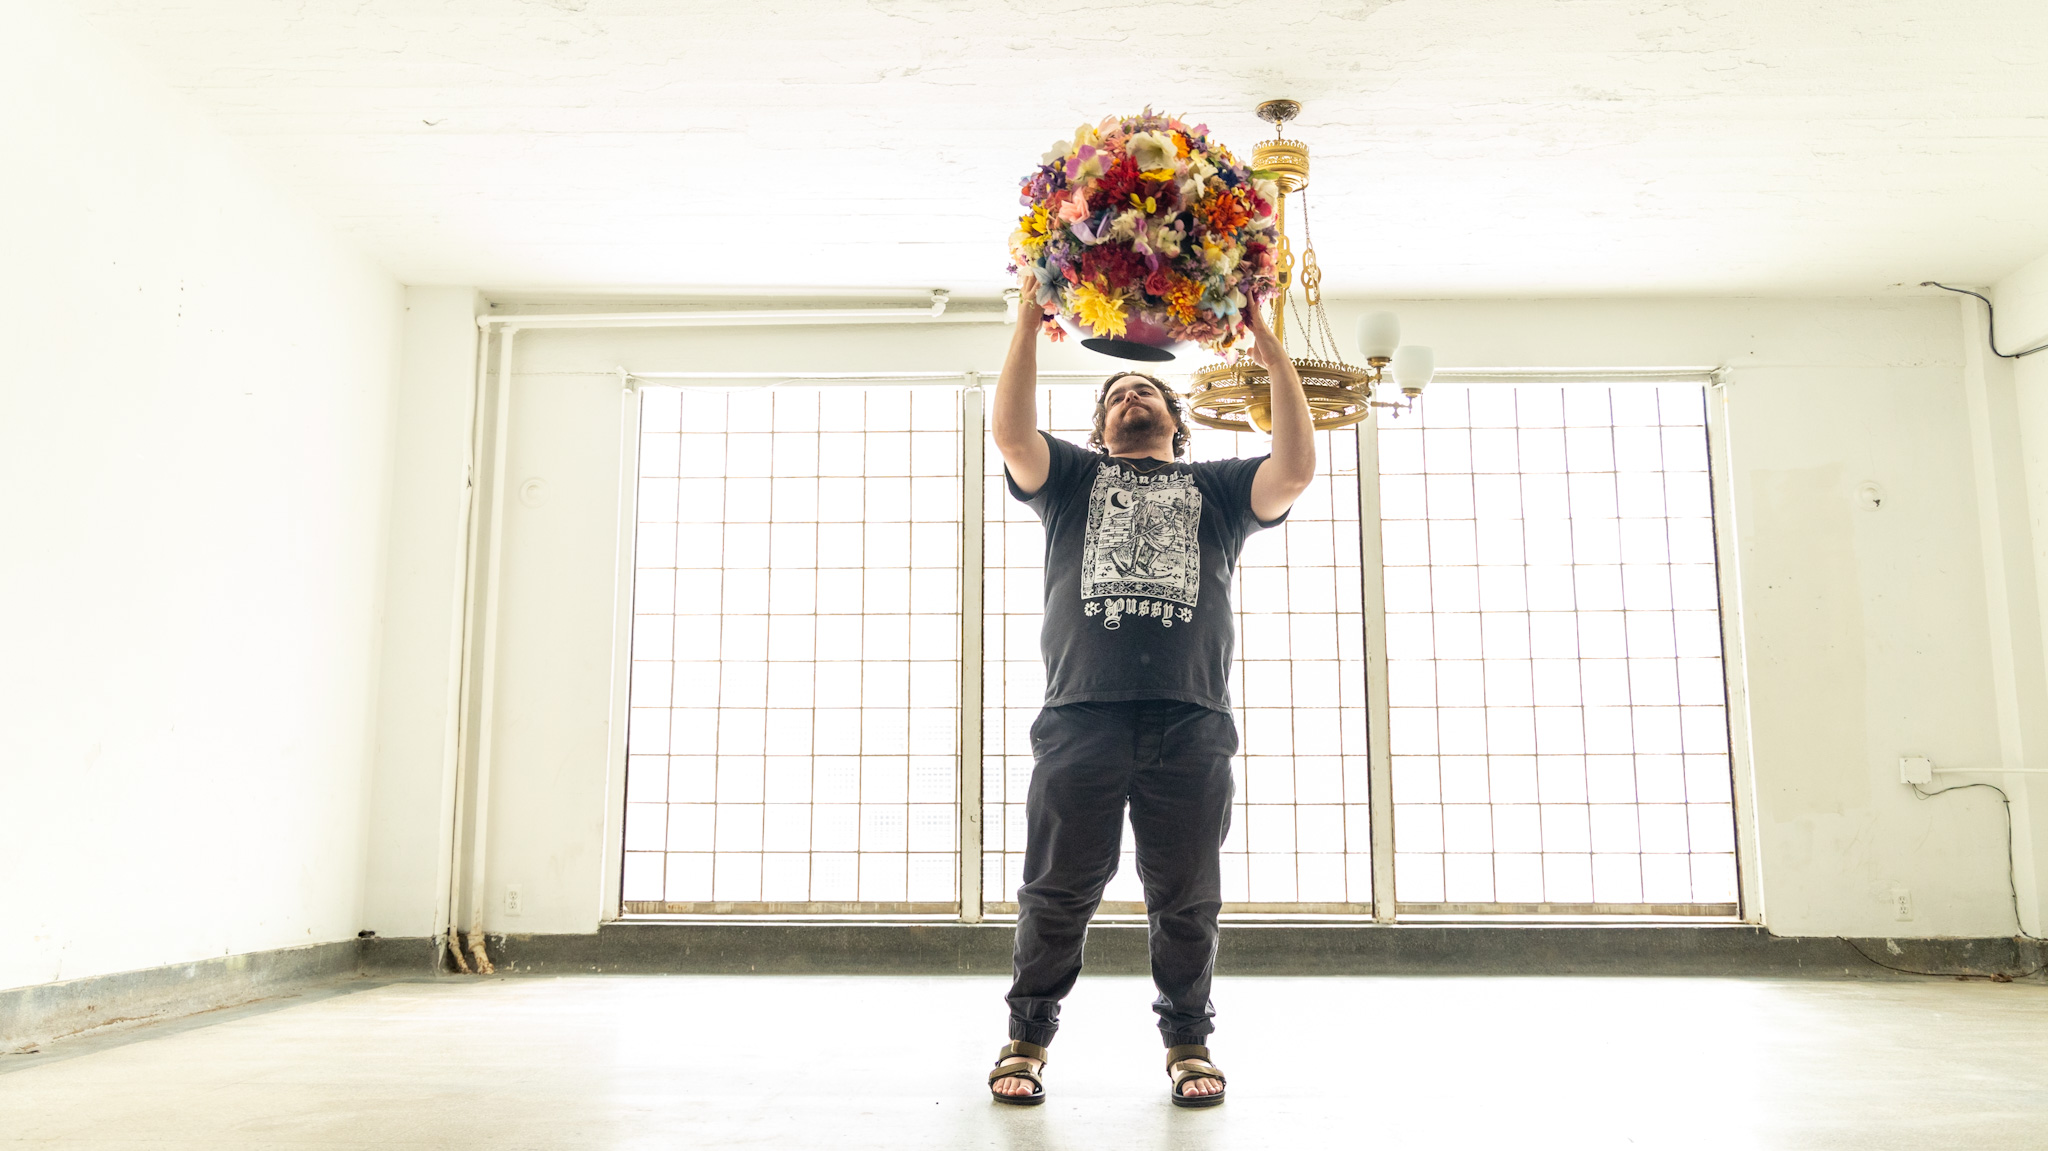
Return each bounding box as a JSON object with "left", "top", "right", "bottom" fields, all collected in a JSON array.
[
  {"left": 1080, "top": 464, "right": 1202, "bottom": 608},
  {"left": 1109, "top": 485, "right": 1189, "bottom": 578}
]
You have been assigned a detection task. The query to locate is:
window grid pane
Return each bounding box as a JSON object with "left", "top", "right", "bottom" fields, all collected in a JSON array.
[
  {"left": 982, "top": 385, "right": 1372, "bottom": 908},
  {"left": 1381, "top": 383, "right": 1737, "bottom": 910},
  {"left": 621, "top": 386, "right": 962, "bottom": 909}
]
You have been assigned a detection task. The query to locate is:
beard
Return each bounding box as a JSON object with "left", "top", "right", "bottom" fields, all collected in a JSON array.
[{"left": 1108, "top": 404, "right": 1171, "bottom": 449}]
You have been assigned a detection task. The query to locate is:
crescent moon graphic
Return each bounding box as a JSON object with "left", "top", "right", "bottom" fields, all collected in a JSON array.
[{"left": 1109, "top": 490, "right": 1134, "bottom": 510}]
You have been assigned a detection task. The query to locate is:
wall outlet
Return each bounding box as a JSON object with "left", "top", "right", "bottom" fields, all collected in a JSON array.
[
  {"left": 1899, "top": 756, "right": 1933, "bottom": 785},
  {"left": 505, "top": 886, "right": 523, "bottom": 917},
  {"left": 1890, "top": 887, "right": 1913, "bottom": 922}
]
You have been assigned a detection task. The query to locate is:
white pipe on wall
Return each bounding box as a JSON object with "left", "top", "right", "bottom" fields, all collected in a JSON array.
[
  {"left": 463, "top": 326, "right": 517, "bottom": 974},
  {"left": 473, "top": 292, "right": 1004, "bottom": 331},
  {"left": 441, "top": 323, "right": 495, "bottom": 974}
]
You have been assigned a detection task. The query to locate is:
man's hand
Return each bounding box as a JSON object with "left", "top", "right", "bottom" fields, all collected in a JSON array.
[
  {"left": 1015, "top": 269, "right": 1048, "bottom": 324},
  {"left": 1246, "top": 301, "right": 1315, "bottom": 521},
  {"left": 993, "top": 269, "right": 1052, "bottom": 494},
  {"left": 1245, "top": 306, "right": 1285, "bottom": 371}
]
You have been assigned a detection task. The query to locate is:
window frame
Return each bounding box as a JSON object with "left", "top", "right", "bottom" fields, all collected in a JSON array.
[{"left": 603, "top": 368, "right": 1760, "bottom": 925}]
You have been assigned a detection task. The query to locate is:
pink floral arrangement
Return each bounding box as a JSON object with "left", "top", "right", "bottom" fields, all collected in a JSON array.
[{"left": 1009, "top": 110, "right": 1282, "bottom": 354}]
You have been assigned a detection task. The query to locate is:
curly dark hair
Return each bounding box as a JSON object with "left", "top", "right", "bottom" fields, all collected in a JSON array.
[{"left": 1088, "top": 371, "right": 1192, "bottom": 460}]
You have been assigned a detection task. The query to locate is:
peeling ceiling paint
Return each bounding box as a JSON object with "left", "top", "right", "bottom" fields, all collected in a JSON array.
[{"left": 72, "top": 0, "right": 2048, "bottom": 295}]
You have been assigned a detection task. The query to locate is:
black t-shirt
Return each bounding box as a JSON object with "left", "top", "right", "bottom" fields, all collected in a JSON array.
[{"left": 1006, "top": 430, "right": 1288, "bottom": 714}]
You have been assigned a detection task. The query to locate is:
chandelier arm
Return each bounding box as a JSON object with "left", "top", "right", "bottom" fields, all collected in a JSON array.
[{"left": 1188, "top": 99, "right": 1418, "bottom": 433}]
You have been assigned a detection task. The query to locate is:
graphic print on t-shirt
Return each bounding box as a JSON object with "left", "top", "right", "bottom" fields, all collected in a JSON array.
[{"left": 1079, "top": 464, "right": 1202, "bottom": 628}]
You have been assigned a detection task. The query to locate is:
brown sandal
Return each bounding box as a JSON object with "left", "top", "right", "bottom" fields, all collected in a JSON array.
[
  {"left": 988, "top": 1040, "right": 1048, "bottom": 1106},
  {"left": 1166, "top": 1044, "right": 1226, "bottom": 1108}
]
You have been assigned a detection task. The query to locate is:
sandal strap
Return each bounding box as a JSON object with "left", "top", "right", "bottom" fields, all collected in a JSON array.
[
  {"left": 997, "top": 1040, "right": 1049, "bottom": 1064},
  {"left": 988, "top": 1063, "right": 1045, "bottom": 1088},
  {"left": 1167, "top": 1044, "right": 1225, "bottom": 1095}
]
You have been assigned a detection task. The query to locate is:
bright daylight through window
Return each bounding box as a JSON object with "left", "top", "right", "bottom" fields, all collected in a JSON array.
[
  {"left": 620, "top": 379, "right": 1738, "bottom": 918},
  {"left": 1380, "top": 384, "right": 1737, "bottom": 912},
  {"left": 622, "top": 387, "right": 963, "bottom": 911}
]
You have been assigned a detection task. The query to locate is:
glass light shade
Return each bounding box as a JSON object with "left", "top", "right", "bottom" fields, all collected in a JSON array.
[
  {"left": 1392, "top": 345, "right": 1435, "bottom": 393},
  {"left": 1358, "top": 311, "right": 1401, "bottom": 360}
]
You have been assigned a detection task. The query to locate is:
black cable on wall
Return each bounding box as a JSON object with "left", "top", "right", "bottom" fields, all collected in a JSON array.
[{"left": 1923, "top": 282, "right": 2048, "bottom": 359}]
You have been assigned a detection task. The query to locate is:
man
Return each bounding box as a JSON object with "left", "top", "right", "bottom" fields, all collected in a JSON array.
[{"left": 985, "top": 281, "right": 1315, "bottom": 1108}]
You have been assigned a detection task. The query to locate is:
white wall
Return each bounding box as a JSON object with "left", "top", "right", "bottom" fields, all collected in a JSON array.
[
  {"left": 0, "top": 4, "right": 402, "bottom": 990},
  {"left": 1985, "top": 250, "right": 2048, "bottom": 935},
  {"left": 358, "top": 289, "right": 481, "bottom": 939},
  {"left": 388, "top": 296, "right": 2022, "bottom": 940}
]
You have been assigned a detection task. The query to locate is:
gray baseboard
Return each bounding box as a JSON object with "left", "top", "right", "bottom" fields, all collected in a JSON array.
[
  {"left": 9, "top": 924, "right": 2039, "bottom": 1051},
  {"left": 449, "top": 922, "right": 2048, "bottom": 981},
  {"left": 1, "top": 939, "right": 363, "bottom": 1052}
]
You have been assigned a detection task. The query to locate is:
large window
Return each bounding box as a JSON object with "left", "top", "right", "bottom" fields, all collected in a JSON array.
[
  {"left": 1379, "top": 384, "right": 1737, "bottom": 913},
  {"left": 621, "top": 387, "right": 962, "bottom": 912},
  {"left": 618, "top": 376, "right": 1741, "bottom": 919}
]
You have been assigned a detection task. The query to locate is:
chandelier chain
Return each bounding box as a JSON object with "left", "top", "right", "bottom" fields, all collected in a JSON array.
[
  {"left": 1188, "top": 100, "right": 1383, "bottom": 433},
  {"left": 1291, "top": 191, "right": 1341, "bottom": 364},
  {"left": 1298, "top": 187, "right": 1323, "bottom": 310}
]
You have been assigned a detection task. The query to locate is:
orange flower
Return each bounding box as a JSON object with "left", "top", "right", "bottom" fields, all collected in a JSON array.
[{"left": 1203, "top": 190, "right": 1249, "bottom": 234}]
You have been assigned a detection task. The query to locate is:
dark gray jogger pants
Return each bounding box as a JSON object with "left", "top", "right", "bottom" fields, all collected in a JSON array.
[{"left": 1005, "top": 699, "right": 1238, "bottom": 1049}]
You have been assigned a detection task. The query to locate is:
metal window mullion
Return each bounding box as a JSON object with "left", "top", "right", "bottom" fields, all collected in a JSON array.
[
  {"left": 1704, "top": 378, "right": 1764, "bottom": 924},
  {"left": 1355, "top": 418, "right": 1398, "bottom": 922},
  {"left": 708, "top": 394, "right": 731, "bottom": 895},
  {"left": 959, "top": 377, "right": 986, "bottom": 922},
  {"left": 1601, "top": 397, "right": 1649, "bottom": 902},
  {"left": 1465, "top": 425, "right": 1497, "bottom": 900}
]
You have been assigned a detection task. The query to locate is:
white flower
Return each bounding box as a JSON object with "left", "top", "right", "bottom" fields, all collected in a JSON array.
[
  {"left": 1127, "top": 130, "right": 1177, "bottom": 174},
  {"left": 1149, "top": 218, "right": 1185, "bottom": 257}
]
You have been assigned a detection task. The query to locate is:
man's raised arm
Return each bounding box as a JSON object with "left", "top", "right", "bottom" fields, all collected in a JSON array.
[
  {"left": 993, "top": 276, "right": 1052, "bottom": 496},
  {"left": 1247, "top": 306, "right": 1316, "bottom": 522}
]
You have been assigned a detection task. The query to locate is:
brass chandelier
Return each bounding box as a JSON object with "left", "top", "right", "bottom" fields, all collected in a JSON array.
[{"left": 1187, "top": 99, "right": 1434, "bottom": 433}]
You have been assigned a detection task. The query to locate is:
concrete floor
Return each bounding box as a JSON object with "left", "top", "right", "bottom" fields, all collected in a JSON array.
[{"left": 4, "top": 974, "right": 2047, "bottom": 1149}]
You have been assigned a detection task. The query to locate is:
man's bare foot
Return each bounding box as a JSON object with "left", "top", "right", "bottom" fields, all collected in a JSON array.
[
  {"left": 1170, "top": 1057, "right": 1224, "bottom": 1099},
  {"left": 991, "top": 1055, "right": 1043, "bottom": 1097}
]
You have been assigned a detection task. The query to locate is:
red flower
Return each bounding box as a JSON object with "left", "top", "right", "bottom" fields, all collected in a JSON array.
[
  {"left": 1144, "top": 268, "right": 1176, "bottom": 297},
  {"left": 1092, "top": 156, "right": 1140, "bottom": 206},
  {"left": 1080, "top": 245, "right": 1145, "bottom": 291}
]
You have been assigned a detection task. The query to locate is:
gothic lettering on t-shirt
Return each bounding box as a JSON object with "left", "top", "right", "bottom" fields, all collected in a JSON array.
[{"left": 1079, "top": 464, "right": 1202, "bottom": 628}]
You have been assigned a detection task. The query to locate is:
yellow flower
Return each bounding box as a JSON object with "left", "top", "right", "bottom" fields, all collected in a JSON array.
[{"left": 1069, "top": 281, "right": 1128, "bottom": 337}]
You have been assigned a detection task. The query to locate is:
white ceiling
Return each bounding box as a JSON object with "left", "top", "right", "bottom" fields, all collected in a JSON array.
[{"left": 77, "top": 0, "right": 2048, "bottom": 296}]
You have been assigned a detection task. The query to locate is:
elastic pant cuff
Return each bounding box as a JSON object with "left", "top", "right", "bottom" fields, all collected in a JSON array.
[{"left": 1010, "top": 1023, "right": 1057, "bottom": 1047}]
